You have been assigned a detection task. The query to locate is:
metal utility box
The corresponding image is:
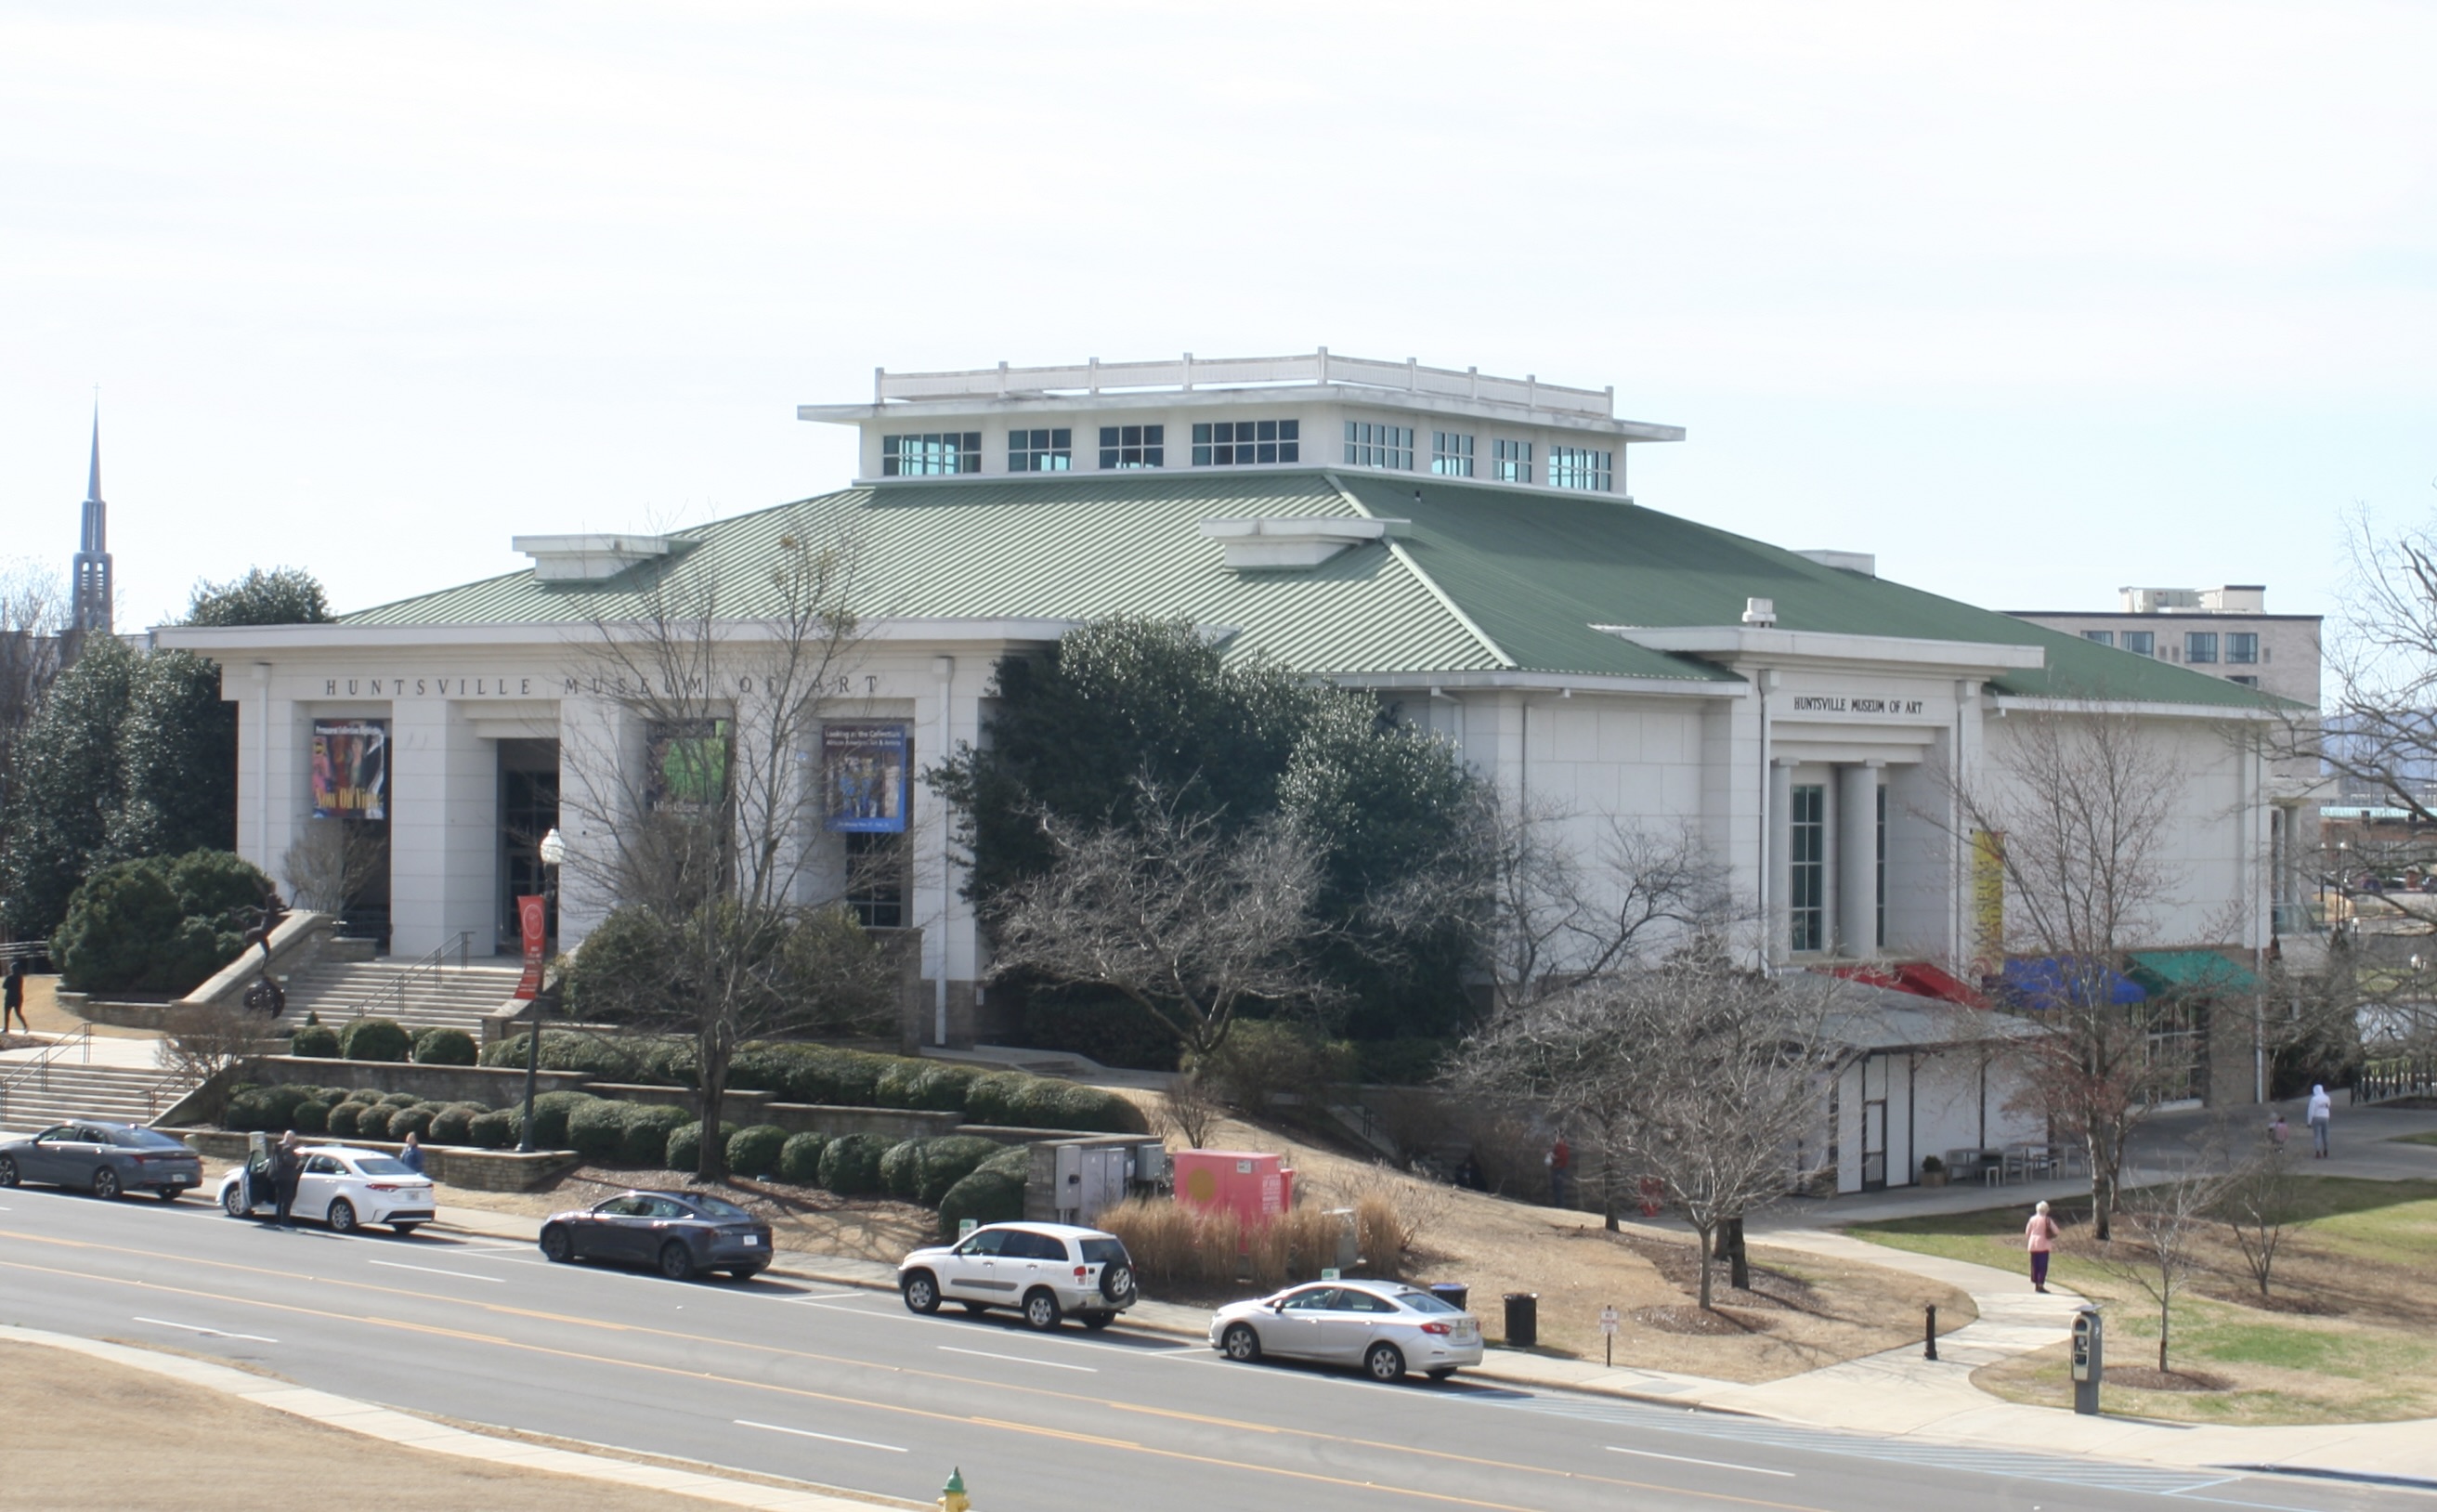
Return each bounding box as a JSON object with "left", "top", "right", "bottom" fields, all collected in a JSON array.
[
  {"left": 2070, "top": 1307, "right": 2104, "bottom": 1415},
  {"left": 1024, "top": 1136, "right": 1170, "bottom": 1227},
  {"left": 1171, "top": 1149, "right": 1296, "bottom": 1227}
]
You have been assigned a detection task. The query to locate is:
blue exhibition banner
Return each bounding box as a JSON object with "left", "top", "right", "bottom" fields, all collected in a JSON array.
[{"left": 824, "top": 722, "right": 908, "bottom": 832}]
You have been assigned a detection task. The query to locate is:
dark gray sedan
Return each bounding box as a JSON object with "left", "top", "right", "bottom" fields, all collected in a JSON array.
[
  {"left": 0, "top": 1121, "right": 203, "bottom": 1200},
  {"left": 538, "top": 1190, "right": 774, "bottom": 1280}
]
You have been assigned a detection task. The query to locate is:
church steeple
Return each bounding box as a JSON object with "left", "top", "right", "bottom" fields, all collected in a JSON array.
[{"left": 71, "top": 407, "right": 114, "bottom": 636}]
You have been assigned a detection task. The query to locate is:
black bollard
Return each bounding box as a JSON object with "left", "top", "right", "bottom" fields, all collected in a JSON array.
[{"left": 1924, "top": 1303, "right": 1938, "bottom": 1361}]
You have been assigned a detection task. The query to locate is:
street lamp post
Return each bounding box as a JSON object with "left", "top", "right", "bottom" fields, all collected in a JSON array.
[{"left": 521, "top": 828, "right": 567, "bottom": 1154}]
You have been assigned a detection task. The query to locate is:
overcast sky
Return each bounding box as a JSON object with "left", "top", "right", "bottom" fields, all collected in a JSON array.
[{"left": 4, "top": 2, "right": 2430, "bottom": 632}]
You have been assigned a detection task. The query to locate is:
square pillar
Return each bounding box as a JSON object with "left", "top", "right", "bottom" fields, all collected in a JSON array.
[
  {"left": 1835, "top": 762, "right": 1882, "bottom": 958},
  {"left": 390, "top": 699, "right": 498, "bottom": 959},
  {"left": 1767, "top": 758, "right": 1794, "bottom": 963}
]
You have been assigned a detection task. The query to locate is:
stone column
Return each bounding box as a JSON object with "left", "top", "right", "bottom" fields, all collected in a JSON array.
[
  {"left": 1767, "top": 759, "right": 1794, "bottom": 963},
  {"left": 389, "top": 698, "right": 498, "bottom": 959},
  {"left": 1835, "top": 762, "right": 1882, "bottom": 958}
]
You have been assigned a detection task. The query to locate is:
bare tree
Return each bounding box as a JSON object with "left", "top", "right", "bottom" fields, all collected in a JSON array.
[
  {"left": 280, "top": 817, "right": 386, "bottom": 917},
  {"left": 1156, "top": 1068, "right": 1222, "bottom": 1149},
  {"left": 2089, "top": 1157, "right": 2227, "bottom": 1375},
  {"left": 2215, "top": 1120, "right": 2308, "bottom": 1299},
  {"left": 555, "top": 517, "right": 902, "bottom": 1180},
  {"left": 985, "top": 781, "right": 1335, "bottom": 1058},
  {"left": 159, "top": 1000, "right": 281, "bottom": 1124}
]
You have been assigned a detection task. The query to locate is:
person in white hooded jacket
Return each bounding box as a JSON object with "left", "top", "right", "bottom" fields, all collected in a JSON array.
[{"left": 2306, "top": 1084, "right": 2334, "bottom": 1159}]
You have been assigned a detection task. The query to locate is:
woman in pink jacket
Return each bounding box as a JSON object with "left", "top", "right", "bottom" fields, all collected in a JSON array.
[{"left": 2025, "top": 1200, "right": 2061, "bottom": 1293}]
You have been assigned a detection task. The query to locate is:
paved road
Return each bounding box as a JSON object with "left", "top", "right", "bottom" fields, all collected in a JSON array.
[{"left": 0, "top": 1186, "right": 2422, "bottom": 1512}]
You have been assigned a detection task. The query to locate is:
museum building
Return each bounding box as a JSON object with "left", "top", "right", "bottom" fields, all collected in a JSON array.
[{"left": 157, "top": 351, "right": 2300, "bottom": 1187}]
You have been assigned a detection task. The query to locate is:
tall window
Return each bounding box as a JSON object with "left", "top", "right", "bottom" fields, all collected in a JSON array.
[
  {"left": 2185, "top": 631, "right": 2219, "bottom": 664},
  {"left": 1492, "top": 438, "right": 1533, "bottom": 484},
  {"left": 1099, "top": 424, "right": 1165, "bottom": 469},
  {"left": 843, "top": 831, "right": 904, "bottom": 929},
  {"left": 2226, "top": 632, "right": 2260, "bottom": 664},
  {"left": 882, "top": 433, "right": 982, "bottom": 476},
  {"left": 1431, "top": 432, "right": 1474, "bottom": 476},
  {"left": 1342, "top": 422, "right": 1414, "bottom": 470},
  {"left": 1791, "top": 784, "right": 1825, "bottom": 952},
  {"left": 2122, "top": 630, "right": 2155, "bottom": 656},
  {"left": 1192, "top": 419, "right": 1297, "bottom": 465},
  {"left": 2082, "top": 630, "right": 2115, "bottom": 646},
  {"left": 1548, "top": 445, "right": 1612, "bottom": 491},
  {"left": 1008, "top": 428, "right": 1072, "bottom": 471}
]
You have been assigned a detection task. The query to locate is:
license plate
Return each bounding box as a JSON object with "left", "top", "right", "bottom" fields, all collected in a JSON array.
[
  {"left": 1455, "top": 1324, "right": 1477, "bottom": 1339},
  {"left": 742, "top": 1234, "right": 760, "bottom": 1246}
]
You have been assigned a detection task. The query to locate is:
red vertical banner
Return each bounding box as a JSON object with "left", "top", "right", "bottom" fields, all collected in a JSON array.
[{"left": 515, "top": 894, "right": 548, "bottom": 999}]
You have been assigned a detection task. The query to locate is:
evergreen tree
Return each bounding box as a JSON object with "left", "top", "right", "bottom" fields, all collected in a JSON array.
[
  {"left": 185, "top": 567, "right": 334, "bottom": 627},
  {"left": 1, "top": 634, "right": 137, "bottom": 937}
]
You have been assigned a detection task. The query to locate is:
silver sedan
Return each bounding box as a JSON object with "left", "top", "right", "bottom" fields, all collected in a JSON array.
[{"left": 1209, "top": 1278, "right": 1483, "bottom": 1383}]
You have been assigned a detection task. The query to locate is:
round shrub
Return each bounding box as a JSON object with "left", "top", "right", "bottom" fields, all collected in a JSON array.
[
  {"left": 523, "top": 1090, "right": 597, "bottom": 1149},
  {"left": 262, "top": 1085, "right": 313, "bottom": 1127},
  {"left": 345, "top": 1087, "right": 386, "bottom": 1105},
  {"left": 937, "top": 1146, "right": 1030, "bottom": 1239},
  {"left": 916, "top": 1135, "right": 1007, "bottom": 1206},
  {"left": 727, "top": 1124, "right": 788, "bottom": 1179},
  {"left": 873, "top": 1062, "right": 927, "bottom": 1109},
  {"left": 426, "top": 1101, "right": 487, "bottom": 1146},
  {"left": 412, "top": 1027, "right": 478, "bottom": 1066},
  {"left": 381, "top": 1090, "right": 421, "bottom": 1107},
  {"left": 224, "top": 1088, "right": 275, "bottom": 1131},
  {"left": 620, "top": 1104, "right": 691, "bottom": 1167},
  {"left": 325, "top": 1101, "right": 364, "bottom": 1138},
  {"left": 879, "top": 1139, "right": 926, "bottom": 1200},
  {"left": 816, "top": 1132, "right": 890, "bottom": 1196},
  {"left": 467, "top": 1109, "right": 517, "bottom": 1149},
  {"left": 290, "top": 1098, "right": 330, "bottom": 1134},
  {"left": 289, "top": 1024, "right": 341, "bottom": 1058},
  {"left": 961, "top": 1072, "right": 1030, "bottom": 1127},
  {"left": 567, "top": 1100, "right": 634, "bottom": 1161},
  {"left": 351, "top": 1102, "right": 394, "bottom": 1139},
  {"left": 340, "top": 1017, "right": 411, "bottom": 1062},
  {"left": 384, "top": 1104, "right": 436, "bottom": 1142},
  {"left": 908, "top": 1063, "right": 982, "bottom": 1113},
  {"left": 664, "top": 1120, "right": 736, "bottom": 1174},
  {"left": 777, "top": 1131, "right": 829, "bottom": 1184}
]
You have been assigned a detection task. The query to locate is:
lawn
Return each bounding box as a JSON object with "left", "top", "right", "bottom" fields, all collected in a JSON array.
[
  {"left": 1846, "top": 1180, "right": 2437, "bottom": 1424},
  {"left": 2391, "top": 1130, "right": 2437, "bottom": 1150}
]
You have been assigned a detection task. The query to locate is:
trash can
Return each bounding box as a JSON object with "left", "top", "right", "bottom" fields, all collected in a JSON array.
[
  {"left": 1504, "top": 1292, "right": 1539, "bottom": 1349},
  {"left": 1428, "top": 1283, "right": 1468, "bottom": 1313}
]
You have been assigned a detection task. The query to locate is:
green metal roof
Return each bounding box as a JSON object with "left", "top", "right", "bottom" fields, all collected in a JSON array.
[
  {"left": 2128, "top": 950, "right": 2261, "bottom": 997},
  {"left": 345, "top": 468, "right": 2277, "bottom": 708}
]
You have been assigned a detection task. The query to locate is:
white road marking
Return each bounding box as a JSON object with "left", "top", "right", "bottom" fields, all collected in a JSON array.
[
  {"left": 369, "top": 1258, "right": 504, "bottom": 1284},
  {"left": 1605, "top": 1445, "right": 1793, "bottom": 1478},
  {"left": 938, "top": 1345, "right": 1098, "bottom": 1373},
  {"left": 777, "top": 1288, "right": 863, "bottom": 1302},
  {"left": 735, "top": 1419, "right": 906, "bottom": 1453},
  {"left": 134, "top": 1316, "right": 279, "bottom": 1344}
]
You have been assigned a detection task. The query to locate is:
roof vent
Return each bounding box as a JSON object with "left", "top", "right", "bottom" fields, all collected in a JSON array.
[
  {"left": 513, "top": 534, "right": 678, "bottom": 582},
  {"left": 1797, "top": 549, "right": 1875, "bottom": 577},
  {"left": 1197, "top": 516, "right": 1407, "bottom": 570},
  {"left": 1742, "top": 597, "right": 1778, "bottom": 627}
]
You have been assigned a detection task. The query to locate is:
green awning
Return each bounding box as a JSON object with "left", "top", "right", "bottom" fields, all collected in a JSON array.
[{"left": 2127, "top": 950, "right": 2260, "bottom": 997}]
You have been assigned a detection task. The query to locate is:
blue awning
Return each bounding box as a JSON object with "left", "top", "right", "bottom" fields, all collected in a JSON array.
[{"left": 1999, "top": 956, "right": 2146, "bottom": 1010}]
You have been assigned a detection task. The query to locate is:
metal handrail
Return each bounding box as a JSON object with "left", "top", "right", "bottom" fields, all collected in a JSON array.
[
  {"left": 335, "top": 931, "right": 475, "bottom": 1023},
  {"left": 143, "top": 1068, "right": 197, "bottom": 1124},
  {"left": 0, "top": 1023, "right": 94, "bottom": 1121}
]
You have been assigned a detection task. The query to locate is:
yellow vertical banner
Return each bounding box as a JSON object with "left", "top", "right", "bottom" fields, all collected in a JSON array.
[{"left": 1971, "top": 829, "right": 2006, "bottom": 974}]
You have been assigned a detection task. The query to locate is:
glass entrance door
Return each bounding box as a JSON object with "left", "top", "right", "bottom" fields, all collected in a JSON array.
[{"left": 1860, "top": 1099, "right": 1888, "bottom": 1191}]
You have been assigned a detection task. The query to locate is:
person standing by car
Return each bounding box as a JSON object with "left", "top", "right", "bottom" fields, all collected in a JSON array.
[
  {"left": 2307, "top": 1084, "right": 2334, "bottom": 1158},
  {"left": 2025, "top": 1200, "right": 2060, "bottom": 1293},
  {"left": 397, "top": 1130, "right": 426, "bottom": 1176},
  {"left": 272, "top": 1131, "right": 303, "bottom": 1229},
  {"left": 2, "top": 959, "right": 28, "bottom": 1034}
]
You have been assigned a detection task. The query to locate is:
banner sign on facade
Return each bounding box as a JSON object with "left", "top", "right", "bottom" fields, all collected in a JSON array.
[
  {"left": 1971, "top": 828, "right": 2007, "bottom": 974},
  {"left": 514, "top": 894, "right": 547, "bottom": 1000},
  {"left": 310, "top": 720, "right": 389, "bottom": 820},
  {"left": 824, "top": 723, "right": 909, "bottom": 832}
]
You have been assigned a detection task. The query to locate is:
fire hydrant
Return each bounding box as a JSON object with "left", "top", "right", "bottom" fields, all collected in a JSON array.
[{"left": 939, "top": 1466, "right": 970, "bottom": 1512}]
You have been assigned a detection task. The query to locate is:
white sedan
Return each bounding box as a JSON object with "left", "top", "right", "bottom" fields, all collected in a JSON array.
[
  {"left": 1209, "top": 1277, "right": 1483, "bottom": 1383},
  {"left": 218, "top": 1145, "right": 437, "bottom": 1235}
]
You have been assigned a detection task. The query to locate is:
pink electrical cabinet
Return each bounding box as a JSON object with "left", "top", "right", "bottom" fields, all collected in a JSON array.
[{"left": 1170, "top": 1149, "right": 1295, "bottom": 1227}]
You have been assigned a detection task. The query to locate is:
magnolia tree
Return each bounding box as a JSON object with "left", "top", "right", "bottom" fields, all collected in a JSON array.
[{"left": 555, "top": 518, "right": 901, "bottom": 1180}]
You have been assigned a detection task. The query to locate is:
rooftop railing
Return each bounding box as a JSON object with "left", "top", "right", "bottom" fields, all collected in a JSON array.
[{"left": 871, "top": 349, "right": 1615, "bottom": 419}]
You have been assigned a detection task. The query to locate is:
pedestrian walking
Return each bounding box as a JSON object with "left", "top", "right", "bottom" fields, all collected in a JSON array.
[
  {"left": 2025, "top": 1200, "right": 2061, "bottom": 1293},
  {"left": 272, "top": 1130, "right": 303, "bottom": 1229},
  {"left": 2, "top": 959, "right": 28, "bottom": 1034},
  {"left": 398, "top": 1129, "right": 426, "bottom": 1176},
  {"left": 2269, "top": 1109, "right": 2290, "bottom": 1148},
  {"left": 1545, "top": 1135, "right": 1572, "bottom": 1208},
  {"left": 2307, "top": 1084, "right": 2333, "bottom": 1158}
]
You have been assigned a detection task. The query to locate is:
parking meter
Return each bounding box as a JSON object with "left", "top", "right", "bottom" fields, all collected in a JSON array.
[{"left": 2070, "top": 1306, "right": 2103, "bottom": 1416}]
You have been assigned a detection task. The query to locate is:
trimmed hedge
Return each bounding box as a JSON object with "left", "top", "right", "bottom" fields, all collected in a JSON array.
[
  {"left": 621, "top": 1104, "right": 691, "bottom": 1167},
  {"left": 341, "top": 1018, "right": 411, "bottom": 1062},
  {"left": 522, "top": 1089, "right": 596, "bottom": 1149},
  {"left": 567, "top": 1100, "right": 635, "bottom": 1161},
  {"left": 878, "top": 1138, "right": 925, "bottom": 1201},
  {"left": 817, "top": 1132, "right": 890, "bottom": 1196},
  {"left": 289, "top": 1024, "right": 341, "bottom": 1058},
  {"left": 778, "top": 1131, "right": 829, "bottom": 1184},
  {"left": 964, "top": 1071, "right": 1144, "bottom": 1134},
  {"left": 291, "top": 1099, "right": 331, "bottom": 1134},
  {"left": 381, "top": 1090, "right": 420, "bottom": 1108},
  {"left": 727, "top": 1124, "right": 788, "bottom": 1179},
  {"left": 412, "top": 1027, "right": 479, "bottom": 1066},
  {"left": 914, "top": 1135, "right": 1007, "bottom": 1206},
  {"left": 467, "top": 1109, "right": 517, "bottom": 1149},
  {"left": 325, "top": 1101, "right": 364, "bottom": 1138},
  {"left": 426, "top": 1102, "right": 484, "bottom": 1146},
  {"left": 663, "top": 1120, "right": 736, "bottom": 1174},
  {"left": 937, "top": 1145, "right": 1030, "bottom": 1239},
  {"left": 384, "top": 1104, "right": 436, "bottom": 1142}
]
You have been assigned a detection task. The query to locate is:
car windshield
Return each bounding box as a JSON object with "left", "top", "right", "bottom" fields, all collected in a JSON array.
[
  {"left": 112, "top": 1128, "right": 189, "bottom": 1150},
  {"left": 1078, "top": 1237, "right": 1128, "bottom": 1266},
  {"left": 350, "top": 1155, "right": 416, "bottom": 1176},
  {"left": 687, "top": 1194, "right": 752, "bottom": 1219},
  {"left": 1394, "top": 1288, "right": 1462, "bottom": 1314}
]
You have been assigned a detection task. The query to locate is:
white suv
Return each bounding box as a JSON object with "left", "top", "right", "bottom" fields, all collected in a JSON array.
[{"left": 899, "top": 1221, "right": 1139, "bottom": 1331}]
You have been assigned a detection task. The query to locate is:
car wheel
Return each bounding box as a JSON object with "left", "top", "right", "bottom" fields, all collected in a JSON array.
[
  {"left": 658, "top": 1241, "right": 697, "bottom": 1281},
  {"left": 390, "top": 1224, "right": 420, "bottom": 1236},
  {"left": 1022, "top": 1288, "right": 1062, "bottom": 1331},
  {"left": 902, "top": 1271, "right": 941, "bottom": 1315},
  {"left": 1080, "top": 1311, "right": 1114, "bottom": 1331},
  {"left": 222, "top": 1184, "right": 249, "bottom": 1217},
  {"left": 1364, "top": 1342, "right": 1407, "bottom": 1383},
  {"left": 0, "top": 1155, "right": 16, "bottom": 1187},
  {"left": 1099, "top": 1263, "right": 1136, "bottom": 1306},
  {"left": 1220, "top": 1323, "right": 1262, "bottom": 1362},
  {"left": 91, "top": 1167, "right": 121, "bottom": 1201},
  {"left": 540, "top": 1224, "right": 574, "bottom": 1263},
  {"left": 327, "top": 1198, "right": 358, "bottom": 1234},
  {"left": 1427, "top": 1368, "right": 1455, "bottom": 1383}
]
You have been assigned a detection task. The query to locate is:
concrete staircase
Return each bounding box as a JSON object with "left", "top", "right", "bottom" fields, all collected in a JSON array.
[
  {"left": 275, "top": 958, "right": 527, "bottom": 1040},
  {"left": 0, "top": 1059, "right": 188, "bottom": 1136}
]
